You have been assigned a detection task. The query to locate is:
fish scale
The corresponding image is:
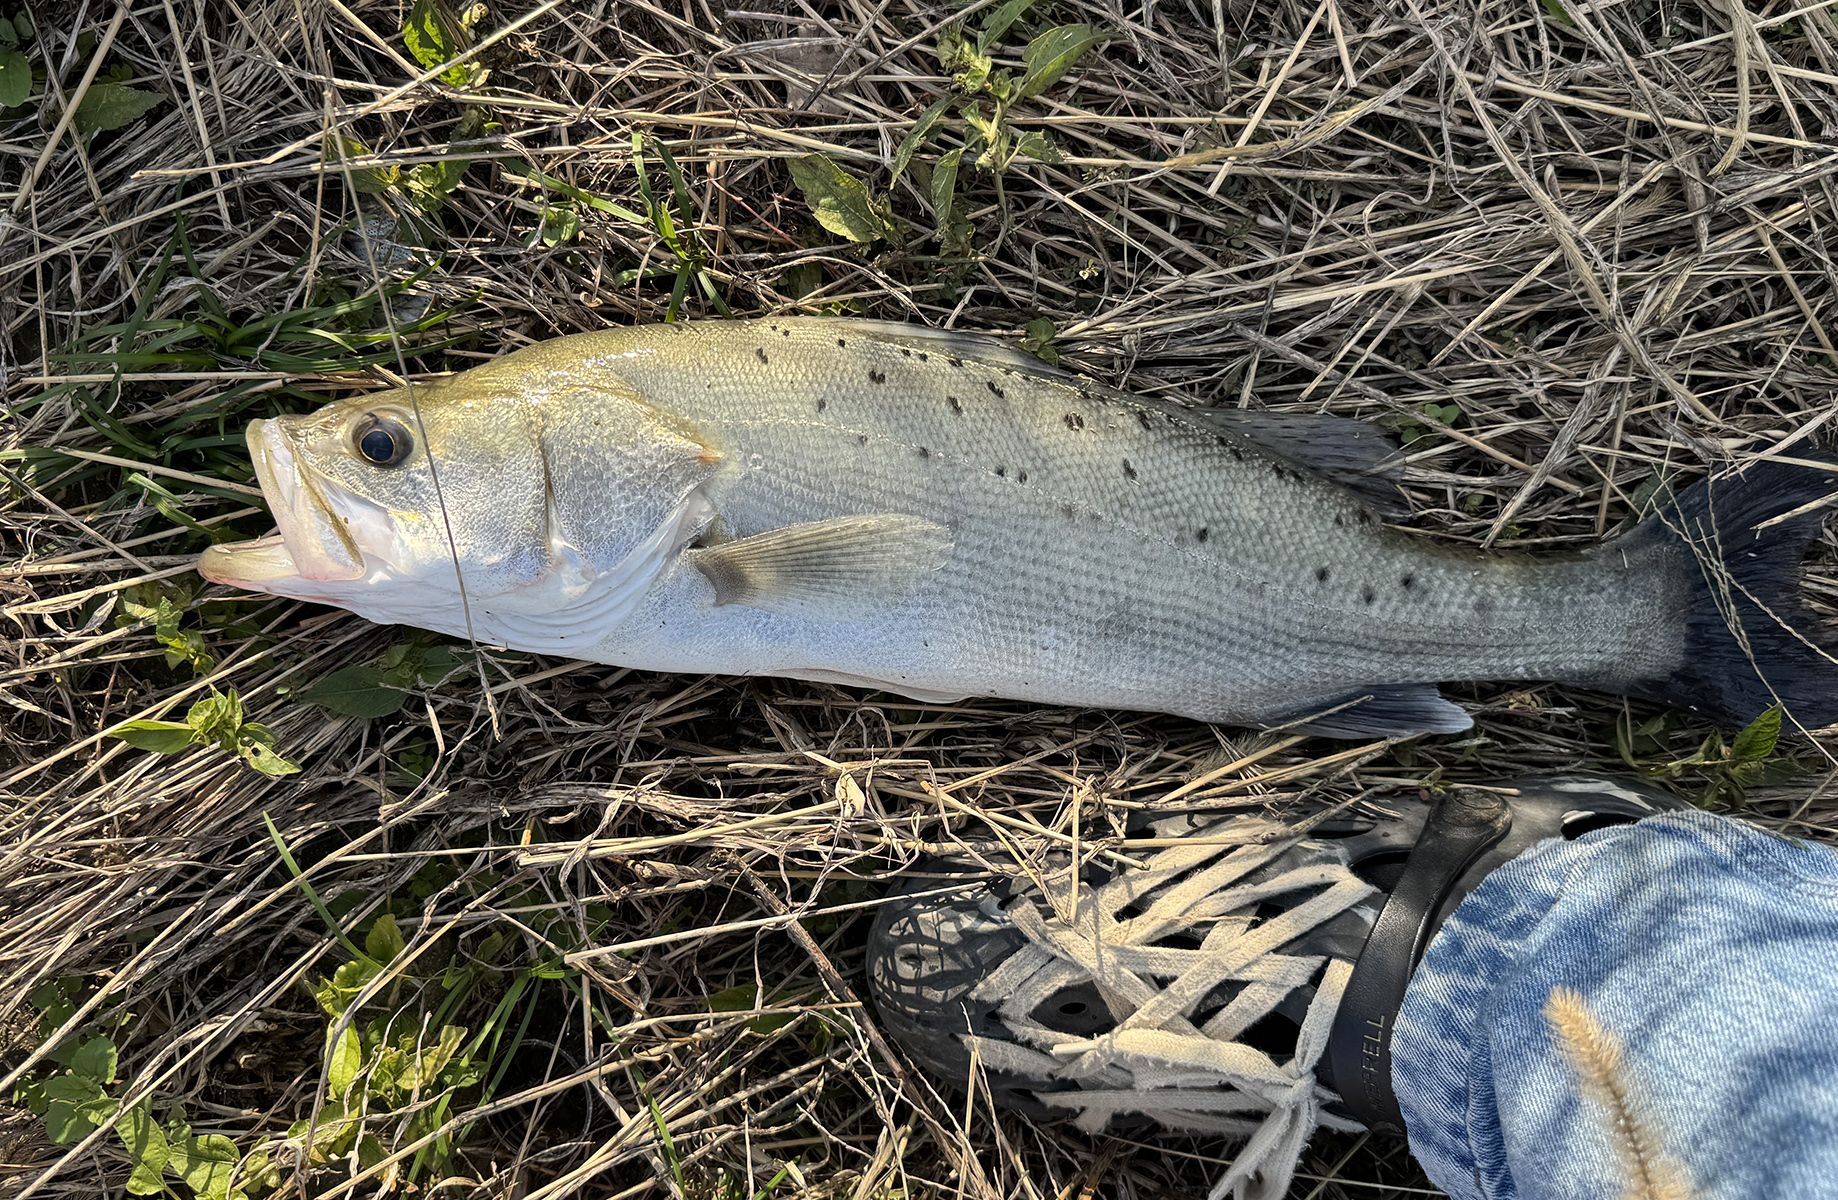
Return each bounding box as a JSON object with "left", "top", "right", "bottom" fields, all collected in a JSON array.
[
  {"left": 201, "top": 316, "right": 1838, "bottom": 735},
  {"left": 561, "top": 319, "right": 1678, "bottom": 723}
]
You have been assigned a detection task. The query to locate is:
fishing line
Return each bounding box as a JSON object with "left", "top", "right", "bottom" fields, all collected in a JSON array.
[{"left": 311, "top": 13, "right": 502, "bottom": 737}]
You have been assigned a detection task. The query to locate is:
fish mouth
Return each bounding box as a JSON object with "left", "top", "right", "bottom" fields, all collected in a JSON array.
[{"left": 199, "top": 419, "right": 368, "bottom": 588}]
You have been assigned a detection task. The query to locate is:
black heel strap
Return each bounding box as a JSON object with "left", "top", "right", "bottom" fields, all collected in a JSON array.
[{"left": 1324, "top": 790, "right": 1510, "bottom": 1132}]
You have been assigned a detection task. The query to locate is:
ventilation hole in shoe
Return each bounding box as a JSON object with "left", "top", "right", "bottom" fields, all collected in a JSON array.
[
  {"left": 1237, "top": 1010, "right": 1304, "bottom": 1060},
  {"left": 1032, "top": 984, "right": 1107, "bottom": 1032},
  {"left": 1352, "top": 848, "right": 1411, "bottom": 891},
  {"left": 1561, "top": 810, "right": 1636, "bottom": 839}
]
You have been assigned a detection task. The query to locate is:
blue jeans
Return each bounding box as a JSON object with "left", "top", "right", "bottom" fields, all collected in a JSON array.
[{"left": 1393, "top": 811, "right": 1838, "bottom": 1199}]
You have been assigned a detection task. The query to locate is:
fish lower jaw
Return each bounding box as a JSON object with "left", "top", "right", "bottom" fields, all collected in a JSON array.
[{"left": 198, "top": 534, "right": 299, "bottom": 585}]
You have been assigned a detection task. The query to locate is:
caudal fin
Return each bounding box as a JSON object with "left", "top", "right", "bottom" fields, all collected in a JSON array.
[{"left": 1627, "top": 449, "right": 1838, "bottom": 730}]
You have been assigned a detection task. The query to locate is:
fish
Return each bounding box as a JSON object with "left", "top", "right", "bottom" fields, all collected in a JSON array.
[{"left": 197, "top": 317, "right": 1838, "bottom": 737}]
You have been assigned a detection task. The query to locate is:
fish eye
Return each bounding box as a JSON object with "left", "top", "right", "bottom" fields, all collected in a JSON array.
[{"left": 352, "top": 413, "right": 413, "bottom": 468}]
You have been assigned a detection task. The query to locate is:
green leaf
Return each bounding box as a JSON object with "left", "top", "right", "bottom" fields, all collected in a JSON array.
[
  {"left": 41, "top": 1075, "right": 118, "bottom": 1143},
  {"left": 403, "top": 0, "right": 476, "bottom": 86},
  {"left": 539, "top": 205, "right": 581, "bottom": 247},
  {"left": 414, "top": 645, "right": 462, "bottom": 685},
  {"left": 930, "top": 146, "right": 963, "bottom": 239},
  {"left": 73, "top": 79, "right": 163, "bottom": 135},
  {"left": 405, "top": 156, "right": 471, "bottom": 210},
  {"left": 1018, "top": 24, "right": 1106, "bottom": 99},
  {"left": 14, "top": 11, "right": 32, "bottom": 39},
  {"left": 325, "top": 1024, "right": 362, "bottom": 1098},
  {"left": 108, "top": 719, "right": 197, "bottom": 754},
  {"left": 170, "top": 1132, "right": 239, "bottom": 1200},
  {"left": 364, "top": 914, "right": 406, "bottom": 964},
  {"left": 1014, "top": 129, "right": 1063, "bottom": 163},
  {"left": 67, "top": 1036, "right": 118, "bottom": 1083},
  {"left": 313, "top": 957, "right": 380, "bottom": 1018},
  {"left": 787, "top": 154, "right": 891, "bottom": 245},
  {"left": 0, "top": 48, "right": 30, "bottom": 109},
  {"left": 240, "top": 739, "right": 301, "bottom": 777},
  {"left": 0, "top": 17, "right": 16, "bottom": 45},
  {"left": 296, "top": 666, "right": 411, "bottom": 718},
  {"left": 327, "top": 135, "right": 398, "bottom": 194},
  {"left": 1540, "top": 0, "right": 1576, "bottom": 25},
  {"left": 186, "top": 689, "right": 243, "bottom": 748},
  {"left": 890, "top": 95, "right": 954, "bottom": 186},
  {"left": 708, "top": 984, "right": 797, "bottom": 1034},
  {"left": 116, "top": 1104, "right": 172, "bottom": 1196},
  {"left": 1020, "top": 317, "right": 1060, "bottom": 364},
  {"left": 1732, "top": 705, "right": 1783, "bottom": 765},
  {"left": 976, "top": 0, "right": 1035, "bottom": 50}
]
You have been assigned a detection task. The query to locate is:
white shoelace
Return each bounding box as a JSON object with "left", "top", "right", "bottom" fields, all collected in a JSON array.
[{"left": 960, "top": 828, "right": 1375, "bottom": 1200}]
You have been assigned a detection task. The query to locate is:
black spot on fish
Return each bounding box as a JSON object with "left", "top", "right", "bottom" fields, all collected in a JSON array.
[
  {"left": 755, "top": 347, "right": 769, "bottom": 364},
  {"left": 1016, "top": 469, "right": 1029, "bottom": 483},
  {"left": 1121, "top": 459, "right": 1137, "bottom": 479},
  {"left": 1357, "top": 510, "right": 1374, "bottom": 525},
  {"left": 869, "top": 369, "right": 887, "bottom": 384},
  {"left": 816, "top": 398, "right": 828, "bottom": 412},
  {"left": 1229, "top": 445, "right": 1244, "bottom": 462},
  {"left": 782, "top": 329, "right": 792, "bottom": 338},
  {"left": 1136, "top": 411, "right": 1154, "bottom": 431},
  {"left": 1401, "top": 573, "right": 1416, "bottom": 591},
  {"left": 947, "top": 395, "right": 964, "bottom": 415},
  {"left": 1195, "top": 526, "right": 1209, "bottom": 542},
  {"left": 948, "top": 356, "right": 964, "bottom": 368},
  {"left": 995, "top": 465, "right": 1007, "bottom": 477},
  {"left": 1059, "top": 502, "right": 1077, "bottom": 519},
  {"left": 857, "top": 434, "right": 870, "bottom": 445},
  {"left": 1272, "top": 463, "right": 1292, "bottom": 481},
  {"left": 1065, "top": 413, "right": 1086, "bottom": 431},
  {"left": 917, "top": 351, "right": 929, "bottom": 362},
  {"left": 987, "top": 381, "right": 1005, "bottom": 398},
  {"left": 1362, "top": 586, "right": 1376, "bottom": 605},
  {"left": 917, "top": 446, "right": 931, "bottom": 458},
  {"left": 837, "top": 337, "right": 848, "bottom": 347},
  {"left": 900, "top": 347, "right": 912, "bottom": 357},
  {"left": 1316, "top": 567, "right": 1331, "bottom": 582},
  {"left": 1334, "top": 515, "right": 1346, "bottom": 528}
]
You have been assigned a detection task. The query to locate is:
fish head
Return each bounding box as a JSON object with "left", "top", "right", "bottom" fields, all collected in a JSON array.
[{"left": 200, "top": 366, "right": 720, "bottom": 644}]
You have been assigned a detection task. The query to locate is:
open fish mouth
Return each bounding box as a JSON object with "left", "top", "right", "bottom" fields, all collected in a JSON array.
[{"left": 199, "top": 419, "right": 367, "bottom": 587}]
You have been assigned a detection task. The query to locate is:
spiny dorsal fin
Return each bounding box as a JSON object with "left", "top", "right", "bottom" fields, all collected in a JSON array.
[
  {"left": 688, "top": 514, "right": 952, "bottom": 617},
  {"left": 828, "top": 319, "right": 1408, "bottom": 512},
  {"left": 828, "top": 320, "right": 1077, "bottom": 381}
]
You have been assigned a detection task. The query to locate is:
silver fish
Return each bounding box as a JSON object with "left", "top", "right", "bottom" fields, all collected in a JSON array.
[{"left": 199, "top": 318, "right": 1838, "bottom": 735}]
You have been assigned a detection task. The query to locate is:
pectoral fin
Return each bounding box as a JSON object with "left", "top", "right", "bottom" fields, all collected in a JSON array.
[{"left": 688, "top": 514, "right": 952, "bottom": 616}]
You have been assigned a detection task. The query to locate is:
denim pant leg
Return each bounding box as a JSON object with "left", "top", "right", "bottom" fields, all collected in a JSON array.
[{"left": 1391, "top": 810, "right": 1838, "bottom": 1200}]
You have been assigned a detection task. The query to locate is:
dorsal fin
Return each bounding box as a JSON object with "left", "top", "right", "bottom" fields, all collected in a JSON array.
[
  {"left": 826, "top": 320, "right": 1407, "bottom": 513},
  {"left": 827, "top": 320, "right": 1078, "bottom": 380},
  {"left": 1201, "top": 411, "right": 1408, "bottom": 516}
]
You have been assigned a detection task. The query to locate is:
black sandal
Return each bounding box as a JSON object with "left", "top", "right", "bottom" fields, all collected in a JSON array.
[{"left": 866, "top": 774, "right": 1684, "bottom": 1161}]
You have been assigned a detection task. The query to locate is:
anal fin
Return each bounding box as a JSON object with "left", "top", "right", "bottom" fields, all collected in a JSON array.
[{"left": 1278, "top": 685, "right": 1473, "bottom": 739}]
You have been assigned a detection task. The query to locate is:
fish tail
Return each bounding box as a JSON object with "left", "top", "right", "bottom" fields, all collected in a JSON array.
[{"left": 1619, "top": 447, "right": 1838, "bottom": 730}]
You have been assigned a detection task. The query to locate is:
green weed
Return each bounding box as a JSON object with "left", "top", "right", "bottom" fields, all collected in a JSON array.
[
  {"left": 108, "top": 687, "right": 301, "bottom": 776},
  {"left": 787, "top": 0, "right": 1109, "bottom": 258},
  {"left": 1616, "top": 704, "right": 1799, "bottom": 806}
]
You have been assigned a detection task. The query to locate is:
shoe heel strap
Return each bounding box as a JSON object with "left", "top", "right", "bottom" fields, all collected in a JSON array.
[{"left": 1323, "top": 790, "right": 1511, "bottom": 1132}]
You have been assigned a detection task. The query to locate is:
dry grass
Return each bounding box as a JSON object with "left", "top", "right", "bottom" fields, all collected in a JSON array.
[{"left": 3, "top": 0, "right": 1837, "bottom": 1197}]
